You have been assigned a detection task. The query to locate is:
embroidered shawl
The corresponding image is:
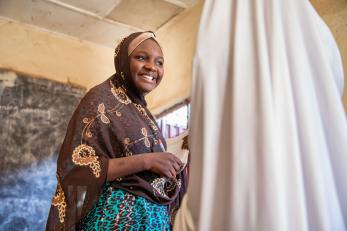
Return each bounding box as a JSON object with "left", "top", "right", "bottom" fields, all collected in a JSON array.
[{"left": 46, "top": 32, "right": 188, "bottom": 231}]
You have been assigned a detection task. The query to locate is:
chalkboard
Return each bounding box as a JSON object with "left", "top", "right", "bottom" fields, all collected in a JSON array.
[{"left": 0, "top": 69, "right": 85, "bottom": 231}]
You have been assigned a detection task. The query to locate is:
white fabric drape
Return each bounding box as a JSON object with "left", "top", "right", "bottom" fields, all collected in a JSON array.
[{"left": 174, "top": 0, "right": 347, "bottom": 230}]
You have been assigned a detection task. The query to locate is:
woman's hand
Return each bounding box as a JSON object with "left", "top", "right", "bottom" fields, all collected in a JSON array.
[
  {"left": 143, "top": 152, "right": 183, "bottom": 179},
  {"left": 107, "top": 152, "right": 182, "bottom": 181}
]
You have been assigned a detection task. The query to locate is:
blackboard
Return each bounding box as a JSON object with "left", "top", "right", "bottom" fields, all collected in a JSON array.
[{"left": 0, "top": 69, "right": 85, "bottom": 231}]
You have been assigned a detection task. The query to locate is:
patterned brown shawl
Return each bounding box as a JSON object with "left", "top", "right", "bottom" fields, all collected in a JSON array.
[{"left": 46, "top": 32, "right": 188, "bottom": 231}]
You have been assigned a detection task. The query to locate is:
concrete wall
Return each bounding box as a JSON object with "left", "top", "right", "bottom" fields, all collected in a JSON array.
[{"left": 0, "top": 70, "right": 85, "bottom": 230}]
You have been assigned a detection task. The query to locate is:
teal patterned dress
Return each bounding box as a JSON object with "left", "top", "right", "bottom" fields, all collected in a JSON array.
[{"left": 77, "top": 183, "right": 171, "bottom": 231}]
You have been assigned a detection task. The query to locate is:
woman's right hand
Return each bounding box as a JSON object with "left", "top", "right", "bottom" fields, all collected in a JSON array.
[{"left": 143, "top": 152, "right": 183, "bottom": 179}]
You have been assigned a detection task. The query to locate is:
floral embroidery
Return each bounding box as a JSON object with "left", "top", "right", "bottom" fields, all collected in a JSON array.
[
  {"left": 151, "top": 177, "right": 181, "bottom": 200},
  {"left": 151, "top": 178, "right": 170, "bottom": 200},
  {"left": 82, "top": 103, "right": 123, "bottom": 141},
  {"left": 134, "top": 103, "right": 158, "bottom": 132},
  {"left": 52, "top": 180, "right": 67, "bottom": 223},
  {"left": 110, "top": 81, "right": 163, "bottom": 156},
  {"left": 110, "top": 81, "right": 131, "bottom": 105},
  {"left": 114, "top": 38, "right": 125, "bottom": 58},
  {"left": 83, "top": 117, "right": 90, "bottom": 124},
  {"left": 114, "top": 44, "right": 121, "bottom": 58},
  {"left": 121, "top": 128, "right": 155, "bottom": 156},
  {"left": 110, "top": 81, "right": 159, "bottom": 136},
  {"left": 124, "top": 138, "right": 130, "bottom": 145},
  {"left": 82, "top": 117, "right": 94, "bottom": 139},
  {"left": 72, "top": 144, "right": 101, "bottom": 178},
  {"left": 141, "top": 128, "right": 151, "bottom": 148},
  {"left": 123, "top": 138, "right": 133, "bottom": 156},
  {"left": 86, "top": 131, "right": 93, "bottom": 138},
  {"left": 98, "top": 103, "right": 110, "bottom": 124}
]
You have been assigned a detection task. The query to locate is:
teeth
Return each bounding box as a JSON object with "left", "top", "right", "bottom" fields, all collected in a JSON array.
[{"left": 143, "top": 75, "right": 154, "bottom": 81}]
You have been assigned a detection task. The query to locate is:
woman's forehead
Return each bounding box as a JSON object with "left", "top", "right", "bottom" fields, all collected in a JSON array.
[{"left": 132, "top": 39, "right": 163, "bottom": 57}]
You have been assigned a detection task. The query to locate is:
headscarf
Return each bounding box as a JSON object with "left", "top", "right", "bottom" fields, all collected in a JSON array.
[
  {"left": 46, "top": 32, "right": 188, "bottom": 231},
  {"left": 112, "top": 31, "right": 163, "bottom": 106}
]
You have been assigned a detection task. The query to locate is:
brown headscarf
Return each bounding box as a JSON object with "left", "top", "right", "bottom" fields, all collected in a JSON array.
[{"left": 46, "top": 32, "right": 188, "bottom": 231}]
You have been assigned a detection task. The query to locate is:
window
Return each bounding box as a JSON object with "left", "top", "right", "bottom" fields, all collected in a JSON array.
[{"left": 156, "top": 100, "right": 190, "bottom": 139}]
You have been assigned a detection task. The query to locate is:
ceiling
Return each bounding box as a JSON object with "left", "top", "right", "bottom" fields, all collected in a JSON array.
[{"left": 0, "top": 0, "right": 196, "bottom": 48}]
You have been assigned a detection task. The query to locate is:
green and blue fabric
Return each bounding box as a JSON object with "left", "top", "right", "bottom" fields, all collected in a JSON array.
[{"left": 78, "top": 183, "right": 170, "bottom": 231}]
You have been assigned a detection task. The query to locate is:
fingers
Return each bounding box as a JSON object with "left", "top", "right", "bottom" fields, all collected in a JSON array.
[
  {"left": 169, "top": 167, "right": 177, "bottom": 179},
  {"left": 174, "top": 156, "right": 183, "bottom": 166},
  {"left": 172, "top": 161, "right": 181, "bottom": 172},
  {"left": 162, "top": 168, "right": 175, "bottom": 179},
  {"left": 163, "top": 164, "right": 178, "bottom": 179},
  {"left": 166, "top": 152, "right": 183, "bottom": 166},
  {"left": 172, "top": 156, "right": 183, "bottom": 174},
  {"left": 148, "top": 152, "right": 183, "bottom": 178},
  {"left": 166, "top": 153, "right": 182, "bottom": 177}
]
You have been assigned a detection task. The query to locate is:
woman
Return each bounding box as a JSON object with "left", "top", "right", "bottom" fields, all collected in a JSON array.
[{"left": 46, "top": 31, "right": 188, "bottom": 231}]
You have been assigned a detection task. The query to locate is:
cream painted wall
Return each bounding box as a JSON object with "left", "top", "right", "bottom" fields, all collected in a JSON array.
[
  {"left": 147, "top": 1, "right": 203, "bottom": 113},
  {"left": 0, "top": 19, "right": 114, "bottom": 90},
  {"left": 311, "top": 0, "right": 347, "bottom": 110}
]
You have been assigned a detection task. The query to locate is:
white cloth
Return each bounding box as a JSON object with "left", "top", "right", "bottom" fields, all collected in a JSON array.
[
  {"left": 166, "top": 130, "right": 189, "bottom": 167},
  {"left": 174, "top": 0, "right": 347, "bottom": 230}
]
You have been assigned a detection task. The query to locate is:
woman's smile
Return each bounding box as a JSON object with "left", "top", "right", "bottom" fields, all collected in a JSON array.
[{"left": 140, "top": 73, "right": 156, "bottom": 82}]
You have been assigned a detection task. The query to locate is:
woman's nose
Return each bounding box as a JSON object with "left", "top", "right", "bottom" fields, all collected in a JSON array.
[{"left": 144, "top": 61, "right": 156, "bottom": 71}]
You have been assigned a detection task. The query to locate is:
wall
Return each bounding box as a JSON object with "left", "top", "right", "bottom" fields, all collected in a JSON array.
[
  {"left": 311, "top": 0, "right": 347, "bottom": 110},
  {"left": 0, "top": 19, "right": 114, "bottom": 90},
  {"left": 0, "top": 69, "right": 85, "bottom": 230},
  {"left": 147, "top": 1, "right": 203, "bottom": 114}
]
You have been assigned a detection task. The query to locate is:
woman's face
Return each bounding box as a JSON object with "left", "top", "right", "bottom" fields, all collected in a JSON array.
[{"left": 129, "top": 39, "right": 164, "bottom": 95}]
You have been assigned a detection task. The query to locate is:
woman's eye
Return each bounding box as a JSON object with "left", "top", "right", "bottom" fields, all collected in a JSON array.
[
  {"left": 136, "top": 56, "right": 145, "bottom": 61},
  {"left": 156, "top": 61, "right": 163, "bottom": 66}
]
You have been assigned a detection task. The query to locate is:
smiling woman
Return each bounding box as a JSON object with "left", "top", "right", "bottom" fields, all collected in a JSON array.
[
  {"left": 46, "top": 32, "right": 188, "bottom": 231},
  {"left": 129, "top": 38, "right": 164, "bottom": 94}
]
